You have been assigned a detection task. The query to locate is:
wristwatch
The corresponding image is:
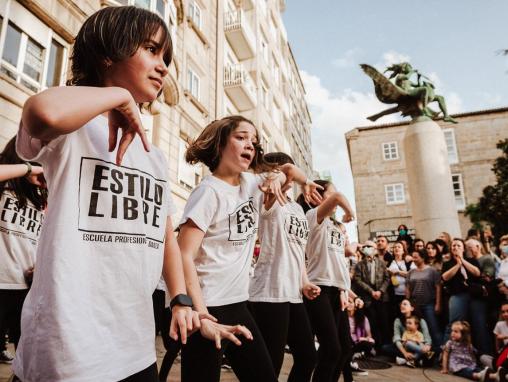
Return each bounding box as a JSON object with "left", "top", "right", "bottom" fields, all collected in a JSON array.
[{"left": 170, "top": 294, "right": 193, "bottom": 309}]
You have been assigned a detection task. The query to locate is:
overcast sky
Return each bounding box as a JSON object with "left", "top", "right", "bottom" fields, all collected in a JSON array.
[{"left": 282, "top": 0, "right": 508, "bottom": 241}]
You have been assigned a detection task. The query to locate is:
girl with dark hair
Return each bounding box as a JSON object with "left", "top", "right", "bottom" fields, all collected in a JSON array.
[
  {"left": 0, "top": 137, "right": 47, "bottom": 364},
  {"left": 12, "top": 6, "right": 239, "bottom": 381},
  {"left": 407, "top": 249, "right": 443, "bottom": 352},
  {"left": 347, "top": 299, "right": 375, "bottom": 358},
  {"left": 178, "top": 119, "right": 322, "bottom": 382},
  {"left": 248, "top": 151, "right": 320, "bottom": 382},
  {"left": 426, "top": 241, "right": 443, "bottom": 271},
  {"left": 296, "top": 180, "right": 356, "bottom": 382}
]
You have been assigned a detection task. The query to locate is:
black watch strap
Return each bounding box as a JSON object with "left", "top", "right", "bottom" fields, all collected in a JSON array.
[{"left": 170, "top": 294, "right": 193, "bottom": 309}]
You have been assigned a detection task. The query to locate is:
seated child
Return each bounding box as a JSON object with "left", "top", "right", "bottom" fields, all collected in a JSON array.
[
  {"left": 401, "top": 316, "right": 427, "bottom": 367},
  {"left": 441, "top": 321, "right": 490, "bottom": 381},
  {"left": 347, "top": 299, "right": 375, "bottom": 358}
]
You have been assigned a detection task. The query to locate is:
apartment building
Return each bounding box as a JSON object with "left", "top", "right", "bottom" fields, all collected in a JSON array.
[
  {"left": 345, "top": 108, "right": 508, "bottom": 242},
  {"left": 0, "top": 0, "right": 313, "bottom": 217}
]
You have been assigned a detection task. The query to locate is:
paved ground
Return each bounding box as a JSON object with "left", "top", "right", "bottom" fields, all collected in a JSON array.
[{"left": 0, "top": 338, "right": 467, "bottom": 381}]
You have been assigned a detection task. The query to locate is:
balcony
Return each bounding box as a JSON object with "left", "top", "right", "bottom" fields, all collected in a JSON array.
[
  {"left": 224, "top": 64, "right": 257, "bottom": 111},
  {"left": 224, "top": 9, "right": 256, "bottom": 60}
]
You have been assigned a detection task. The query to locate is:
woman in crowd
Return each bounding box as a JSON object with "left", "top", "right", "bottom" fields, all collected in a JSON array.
[
  {"left": 297, "top": 179, "right": 356, "bottom": 382},
  {"left": 388, "top": 241, "right": 415, "bottom": 317},
  {"left": 383, "top": 299, "right": 433, "bottom": 366},
  {"left": 406, "top": 249, "right": 443, "bottom": 351},
  {"left": 441, "top": 238, "right": 481, "bottom": 343},
  {"left": 426, "top": 241, "right": 443, "bottom": 271}
]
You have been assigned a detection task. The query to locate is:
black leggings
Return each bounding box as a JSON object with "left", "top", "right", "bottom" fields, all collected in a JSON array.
[
  {"left": 181, "top": 301, "right": 277, "bottom": 382},
  {"left": 248, "top": 301, "right": 317, "bottom": 382},
  {"left": 152, "top": 290, "right": 181, "bottom": 381},
  {"left": 304, "top": 286, "right": 353, "bottom": 382},
  {"left": 118, "top": 362, "right": 158, "bottom": 382},
  {"left": 0, "top": 289, "right": 28, "bottom": 348}
]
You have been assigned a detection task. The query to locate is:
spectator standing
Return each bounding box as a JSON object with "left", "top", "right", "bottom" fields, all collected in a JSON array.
[
  {"left": 407, "top": 249, "right": 443, "bottom": 351},
  {"left": 376, "top": 235, "right": 393, "bottom": 265},
  {"left": 354, "top": 240, "right": 391, "bottom": 347}
]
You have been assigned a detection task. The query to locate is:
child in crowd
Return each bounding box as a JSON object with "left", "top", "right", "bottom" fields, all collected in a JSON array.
[
  {"left": 441, "top": 321, "right": 490, "bottom": 381},
  {"left": 400, "top": 316, "right": 429, "bottom": 367},
  {"left": 347, "top": 299, "right": 375, "bottom": 359}
]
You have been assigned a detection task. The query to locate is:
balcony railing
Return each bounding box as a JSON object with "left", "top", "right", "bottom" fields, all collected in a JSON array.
[
  {"left": 224, "top": 64, "right": 257, "bottom": 111},
  {"left": 224, "top": 9, "right": 256, "bottom": 60}
]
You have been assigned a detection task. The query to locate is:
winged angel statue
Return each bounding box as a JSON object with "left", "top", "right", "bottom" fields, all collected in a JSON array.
[{"left": 360, "top": 62, "right": 457, "bottom": 123}]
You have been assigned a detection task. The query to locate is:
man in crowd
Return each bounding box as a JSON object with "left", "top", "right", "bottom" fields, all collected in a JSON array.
[{"left": 376, "top": 235, "right": 393, "bottom": 265}]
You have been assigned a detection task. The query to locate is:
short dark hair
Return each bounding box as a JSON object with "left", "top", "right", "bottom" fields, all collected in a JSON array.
[
  {"left": 68, "top": 6, "right": 172, "bottom": 87},
  {"left": 413, "top": 248, "right": 429, "bottom": 263}
]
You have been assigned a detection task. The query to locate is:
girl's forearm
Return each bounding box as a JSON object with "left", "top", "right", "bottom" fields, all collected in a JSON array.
[
  {"left": 181, "top": 253, "right": 208, "bottom": 314},
  {"left": 280, "top": 163, "right": 307, "bottom": 185},
  {"left": 0, "top": 164, "right": 31, "bottom": 182},
  {"left": 162, "top": 224, "right": 187, "bottom": 299},
  {"left": 333, "top": 191, "right": 354, "bottom": 216},
  {"left": 22, "top": 86, "right": 132, "bottom": 141}
]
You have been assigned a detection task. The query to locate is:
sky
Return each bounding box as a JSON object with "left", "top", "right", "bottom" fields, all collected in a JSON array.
[{"left": 282, "top": 0, "right": 508, "bottom": 241}]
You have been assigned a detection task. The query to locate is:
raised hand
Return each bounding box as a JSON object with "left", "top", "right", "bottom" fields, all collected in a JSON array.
[
  {"left": 169, "top": 306, "right": 195, "bottom": 344},
  {"left": 108, "top": 96, "right": 150, "bottom": 165},
  {"left": 342, "top": 211, "right": 355, "bottom": 223},
  {"left": 302, "top": 180, "right": 323, "bottom": 206},
  {"left": 259, "top": 176, "right": 286, "bottom": 206}
]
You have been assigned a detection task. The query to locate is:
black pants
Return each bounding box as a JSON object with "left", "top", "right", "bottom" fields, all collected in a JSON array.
[
  {"left": 365, "top": 299, "right": 391, "bottom": 347},
  {"left": 0, "top": 289, "right": 28, "bottom": 348},
  {"left": 119, "top": 362, "right": 158, "bottom": 382},
  {"left": 248, "top": 301, "right": 317, "bottom": 382},
  {"left": 181, "top": 301, "right": 277, "bottom": 382},
  {"left": 304, "top": 286, "right": 353, "bottom": 382},
  {"left": 152, "top": 290, "right": 181, "bottom": 381}
]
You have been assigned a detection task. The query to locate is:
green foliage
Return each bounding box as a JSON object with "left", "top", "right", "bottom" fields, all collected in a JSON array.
[{"left": 465, "top": 139, "right": 508, "bottom": 243}]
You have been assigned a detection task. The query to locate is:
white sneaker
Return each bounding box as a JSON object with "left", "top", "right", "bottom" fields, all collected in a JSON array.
[{"left": 395, "top": 356, "right": 406, "bottom": 366}]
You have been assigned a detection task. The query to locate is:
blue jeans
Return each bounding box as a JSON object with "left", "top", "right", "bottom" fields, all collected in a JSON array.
[
  {"left": 419, "top": 303, "right": 443, "bottom": 350},
  {"left": 444, "top": 293, "right": 470, "bottom": 342},
  {"left": 453, "top": 366, "right": 481, "bottom": 380},
  {"left": 470, "top": 298, "right": 493, "bottom": 355},
  {"left": 403, "top": 341, "right": 425, "bottom": 360}
]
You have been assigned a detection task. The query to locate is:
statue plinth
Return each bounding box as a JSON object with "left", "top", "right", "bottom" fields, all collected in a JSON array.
[{"left": 403, "top": 119, "right": 461, "bottom": 241}]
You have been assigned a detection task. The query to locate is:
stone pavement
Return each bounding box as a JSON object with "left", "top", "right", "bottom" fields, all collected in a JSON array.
[{"left": 0, "top": 338, "right": 467, "bottom": 381}]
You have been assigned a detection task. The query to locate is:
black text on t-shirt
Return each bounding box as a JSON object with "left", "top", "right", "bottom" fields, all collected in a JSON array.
[
  {"left": 228, "top": 198, "right": 258, "bottom": 243},
  {"left": 78, "top": 158, "right": 167, "bottom": 243},
  {"left": 284, "top": 214, "right": 309, "bottom": 245},
  {"left": 0, "top": 194, "right": 43, "bottom": 242}
]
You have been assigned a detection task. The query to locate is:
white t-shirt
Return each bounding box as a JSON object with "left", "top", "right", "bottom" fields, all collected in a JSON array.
[
  {"left": 0, "top": 190, "right": 43, "bottom": 289},
  {"left": 14, "top": 115, "right": 176, "bottom": 382},
  {"left": 305, "top": 208, "right": 350, "bottom": 291},
  {"left": 249, "top": 199, "right": 308, "bottom": 303},
  {"left": 494, "top": 321, "right": 508, "bottom": 346},
  {"left": 388, "top": 259, "right": 416, "bottom": 296},
  {"left": 179, "top": 173, "right": 263, "bottom": 307}
]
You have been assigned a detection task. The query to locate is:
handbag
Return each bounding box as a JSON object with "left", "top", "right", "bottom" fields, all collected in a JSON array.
[{"left": 391, "top": 275, "right": 399, "bottom": 286}]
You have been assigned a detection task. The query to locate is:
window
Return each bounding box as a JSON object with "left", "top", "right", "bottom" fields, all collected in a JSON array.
[
  {"left": 382, "top": 142, "right": 399, "bottom": 160},
  {"left": 187, "top": 68, "right": 200, "bottom": 100},
  {"left": 134, "top": 0, "right": 150, "bottom": 8},
  {"left": 45, "top": 39, "right": 64, "bottom": 87},
  {"left": 443, "top": 129, "right": 458, "bottom": 164},
  {"left": 178, "top": 138, "right": 201, "bottom": 190},
  {"left": 188, "top": 2, "right": 202, "bottom": 30},
  {"left": 452, "top": 174, "right": 465, "bottom": 210},
  {"left": 385, "top": 183, "right": 405, "bottom": 205},
  {"left": 0, "top": 13, "right": 67, "bottom": 93}
]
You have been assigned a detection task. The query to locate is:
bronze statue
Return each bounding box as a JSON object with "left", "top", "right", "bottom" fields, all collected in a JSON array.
[{"left": 361, "top": 62, "right": 457, "bottom": 123}]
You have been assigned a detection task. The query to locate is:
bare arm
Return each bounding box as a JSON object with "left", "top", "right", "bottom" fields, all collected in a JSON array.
[
  {"left": 461, "top": 258, "right": 480, "bottom": 277},
  {"left": 21, "top": 86, "right": 149, "bottom": 164},
  {"left": 441, "top": 261, "right": 461, "bottom": 281},
  {"left": 316, "top": 191, "right": 354, "bottom": 224},
  {"left": 435, "top": 282, "right": 442, "bottom": 313},
  {"left": 177, "top": 220, "right": 208, "bottom": 315},
  {"left": 441, "top": 348, "right": 449, "bottom": 373},
  {"left": 0, "top": 164, "right": 42, "bottom": 183},
  {"left": 162, "top": 217, "right": 194, "bottom": 343}
]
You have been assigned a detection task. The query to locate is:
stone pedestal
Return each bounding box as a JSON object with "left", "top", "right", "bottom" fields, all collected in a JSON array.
[{"left": 403, "top": 118, "right": 461, "bottom": 241}]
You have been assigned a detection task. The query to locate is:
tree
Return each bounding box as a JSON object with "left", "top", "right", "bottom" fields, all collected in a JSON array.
[{"left": 465, "top": 138, "right": 508, "bottom": 244}]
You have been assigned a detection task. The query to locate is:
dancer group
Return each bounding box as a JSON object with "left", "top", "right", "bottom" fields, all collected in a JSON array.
[{"left": 0, "top": 5, "right": 360, "bottom": 382}]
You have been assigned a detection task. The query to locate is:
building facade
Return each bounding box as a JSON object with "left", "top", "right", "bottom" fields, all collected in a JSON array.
[
  {"left": 345, "top": 108, "right": 508, "bottom": 242},
  {"left": 0, "top": 0, "right": 313, "bottom": 218}
]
